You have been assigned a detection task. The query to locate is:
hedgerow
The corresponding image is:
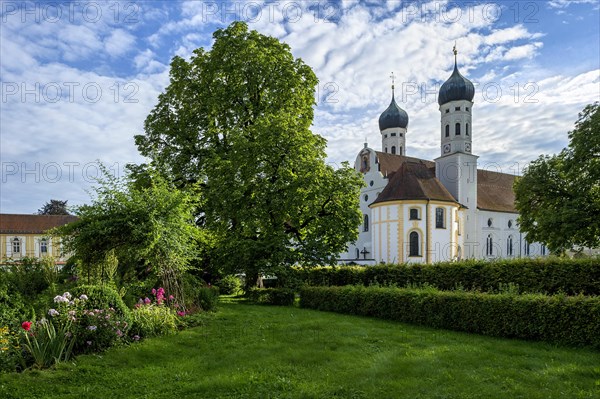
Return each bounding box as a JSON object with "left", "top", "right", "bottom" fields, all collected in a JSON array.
[
  {"left": 294, "top": 258, "right": 600, "bottom": 295},
  {"left": 299, "top": 285, "right": 600, "bottom": 348}
]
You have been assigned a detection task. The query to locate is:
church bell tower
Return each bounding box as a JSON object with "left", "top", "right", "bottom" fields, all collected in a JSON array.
[
  {"left": 435, "top": 45, "right": 479, "bottom": 257},
  {"left": 379, "top": 73, "right": 409, "bottom": 155}
]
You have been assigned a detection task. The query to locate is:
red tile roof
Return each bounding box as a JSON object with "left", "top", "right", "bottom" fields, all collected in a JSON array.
[
  {"left": 372, "top": 160, "right": 457, "bottom": 205},
  {"left": 0, "top": 214, "right": 78, "bottom": 234},
  {"left": 371, "top": 153, "right": 518, "bottom": 213}
]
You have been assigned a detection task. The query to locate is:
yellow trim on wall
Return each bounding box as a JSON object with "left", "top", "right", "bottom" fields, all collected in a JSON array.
[
  {"left": 397, "top": 204, "right": 404, "bottom": 263},
  {"left": 371, "top": 199, "right": 458, "bottom": 207}
]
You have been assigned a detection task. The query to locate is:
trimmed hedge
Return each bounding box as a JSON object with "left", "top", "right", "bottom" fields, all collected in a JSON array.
[
  {"left": 300, "top": 286, "right": 600, "bottom": 349},
  {"left": 295, "top": 258, "right": 600, "bottom": 296},
  {"left": 247, "top": 288, "right": 295, "bottom": 306},
  {"left": 72, "top": 285, "right": 131, "bottom": 321}
]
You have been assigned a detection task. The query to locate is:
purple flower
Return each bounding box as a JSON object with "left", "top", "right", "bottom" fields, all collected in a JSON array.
[
  {"left": 62, "top": 292, "right": 72, "bottom": 300},
  {"left": 54, "top": 295, "right": 68, "bottom": 303},
  {"left": 79, "top": 294, "right": 88, "bottom": 300},
  {"left": 133, "top": 335, "right": 140, "bottom": 341},
  {"left": 48, "top": 309, "right": 59, "bottom": 317},
  {"left": 116, "top": 329, "right": 123, "bottom": 337},
  {"left": 144, "top": 297, "right": 151, "bottom": 305}
]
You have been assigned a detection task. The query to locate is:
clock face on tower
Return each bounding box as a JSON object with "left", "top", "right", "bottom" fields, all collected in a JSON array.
[
  {"left": 465, "top": 143, "right": 471, "bottom": 153},
  {"left": 443, "top": 144, "right": 451, "bottom": 154}
]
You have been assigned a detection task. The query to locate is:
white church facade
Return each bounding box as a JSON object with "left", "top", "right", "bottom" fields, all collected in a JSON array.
[{"left": 340, "top": 49, "right": 548, "bottom": 265}]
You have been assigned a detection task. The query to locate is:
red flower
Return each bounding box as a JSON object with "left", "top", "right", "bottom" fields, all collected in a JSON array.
[{"left": 21, "top": 321, "right": 32, "bottom": 331}]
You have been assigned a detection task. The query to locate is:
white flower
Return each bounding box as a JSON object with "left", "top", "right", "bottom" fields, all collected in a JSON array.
[
  {"left": 48, "top": 309, "right": 59, "bottom": 317},
  {"left": 54, "top": 295, "right": 68, "bottom": 303},
  {"left": 79, "top": 294, "right": 88, "bottom": 301},
  {"left": 87, "top": 325, "right": 97, "bottom": 331},
  {"left": 62, "top": 292, "right": 72, "bottom": 299}
]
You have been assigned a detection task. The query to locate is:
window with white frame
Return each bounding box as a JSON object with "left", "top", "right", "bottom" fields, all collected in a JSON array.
[
  {"left": 40, "top": 238, "right": 48, "bottom": 254},
  {"left": 12, "top": 237, "right": 21, "bottom": 254},
  {"left": 486, "top": 234, "right": 493, "bottom": 256},
  {"left": 507, "top": 235, "right": 513, "bottom": 256},
  {"left": 409, "top": 231, "right": 420, "bottom": 257},
  {"left": 435, "top": 208, "right": 445, "bottom": 228}
]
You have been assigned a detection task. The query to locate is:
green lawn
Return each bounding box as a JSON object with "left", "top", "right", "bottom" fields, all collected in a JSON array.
[{"left": 1, "top": 299, "right": 598, "bottom": 399}]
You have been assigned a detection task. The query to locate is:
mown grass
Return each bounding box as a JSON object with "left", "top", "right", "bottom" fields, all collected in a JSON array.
[{"left": 1, "top": 299, "right": 598, "bottom": 399}]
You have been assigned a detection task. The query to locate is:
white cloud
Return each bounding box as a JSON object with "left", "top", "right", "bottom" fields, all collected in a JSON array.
[
  {"left": 548, "top": 0, "right": 598, "bottom": 8},
  {"left": 104, "top": 29, "right": 136, "bottom": 57}
]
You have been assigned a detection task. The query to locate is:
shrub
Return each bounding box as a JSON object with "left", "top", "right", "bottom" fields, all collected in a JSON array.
[
  {"left": 299, "top": 286, "right": 600, "bottom": 348},
  {"left": 195, "top": 287, "right": 220, "bottom": 311},
  {"left": 45, "top": 291, "right": 129, "bottom": 356},
  {"left": 248, "top": 288, "right": 295, "bottom": 306},
  {"left": 7, "top": 257, "right": 49, "bottom": 300},
  {"left": 216, "top": 275, "right": 241, "bottom": 295},
  {"left": 72, "top": 307, "right": 129, "bottom": 354},
  {"left": 129, "top": 305, "right": 177, "bottom": 338},
  {"left": 72, "top": 285, "right": 131, "bottom": 320},
  {"left": 296, "top": 258, "right": 600, "bottom": 296}
]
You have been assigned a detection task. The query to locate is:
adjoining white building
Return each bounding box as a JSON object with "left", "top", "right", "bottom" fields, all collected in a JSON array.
[{"left": 340, "top": 48, "right": 548, "bottom": 265}]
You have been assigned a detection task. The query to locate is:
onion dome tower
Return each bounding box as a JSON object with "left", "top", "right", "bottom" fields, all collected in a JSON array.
[
  {"left": 435, "top": 44, "right": 479, "bottom": 259},
  {"left": 379, "top": 72, "right": 409, "bottom": 155},
  {"left": 438, "top": 45, "right": 475, "bottom": 157}
]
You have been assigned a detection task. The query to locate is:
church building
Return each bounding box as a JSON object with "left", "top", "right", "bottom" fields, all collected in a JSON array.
[{"left": 341, "top": 48, "right": 548, "bottom": 264}]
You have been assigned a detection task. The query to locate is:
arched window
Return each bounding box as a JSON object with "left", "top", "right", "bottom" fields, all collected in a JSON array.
[
  {"left": 12, "top": 237, "right": 21, "bottom": 254},
  {"left": 399, "top": 146, "right": 403, "bottom": 156},
  {"left": 409, "top": 232, "right": 420, "bottom": 257},
  {"left": 363, "top": 215, "right": 369, "bottom": 232},
  {"left": 445, "top": 124, "right": 450, "bottom": 137},
  {"left": 466, "top": 123, "right": 470, "bottom": 136},
  {"left": 486, "top": 234, "right": 493, "bottom": 256},
  {"left": 541, "top": 244, "right": 546, "bottom": 256},
  {"left": 356, "top": 248, "right": 360, "bottom": 259},
  {"left": 391, "top": 146, "right": 396, "bottom": 155},
  {"left": 40, "top": 238, "right": 48, "bottom": 254},
  {"left": 455, "top": 122, "right": 461, "bottom": 135},
  {"left": 435, "top": 208, "right": 445, "bottom": 228},
  {"left": 385, "top": 147, "right": 388, "bottom": 153},
  {"left": 524, "top": 240, "right": 530, "bottom": 256},
  {"left": 507, "top": 235, "right": 513, "bottom": 256}
]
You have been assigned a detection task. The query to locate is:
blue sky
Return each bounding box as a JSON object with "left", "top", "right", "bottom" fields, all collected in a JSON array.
[{"left": 1, "top": 0, "right": 599, "bottom": 214}]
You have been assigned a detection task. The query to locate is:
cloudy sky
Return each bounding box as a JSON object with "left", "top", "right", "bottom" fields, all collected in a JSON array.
[{"left": 1, "top": 0, "right": 599, "bottom": 214}]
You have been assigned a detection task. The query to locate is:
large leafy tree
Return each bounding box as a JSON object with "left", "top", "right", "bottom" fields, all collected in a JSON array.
[
  {"left": 514, "top": 102, "right": 600, "bottom": 254},
  {"left": 135, "top": 22, "right": 363, "bottom": 286},
  {"left": 37, "top": 199, "right": 69, "bottom": 215},
  {"left": 55, "top": 167, "right": 201, "bottom": 299}
]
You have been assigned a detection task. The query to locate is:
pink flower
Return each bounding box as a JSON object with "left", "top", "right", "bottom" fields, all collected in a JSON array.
[
  {"left": 21, "top": 321, "right": 32, "bottom": 331},
  {"left": 177, "top": 311, "right": 186, "bottom": 317},
  {"left": 168, "top": 295, "right": 174, "bottom": 300},
  {"left": 151, "top": 288, "right": 157, "bottom": 295},
  {"left": 144, "top": 297, "right": 151, "bottom": 305},
  {"left": 133, "top": 335, "right": 140, "bottom": 341}
]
